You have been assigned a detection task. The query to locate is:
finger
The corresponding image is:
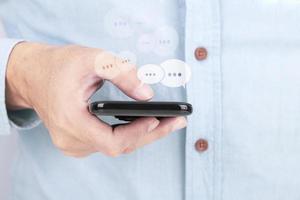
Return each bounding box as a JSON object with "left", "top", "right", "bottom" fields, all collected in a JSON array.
[
  {"left": 79, "top": 111, "right": 160, "bottom": 157},
  {"left": 78, "top": 112, "right": 157, "bottom": 156},
  {"left": 79, "top": 111, "right": 114, "bottom": 152},
  {"left": 111, "top": 68, "right": 153, "bottom": 100},
  {"left": 94, "top": 51, "right": 153, "bottom": 100},
  {"left": 112, "top": 117, "right": 160, "bottom": 155},
  {"left": 135, "top": 117, "right": 187, "bottom": 149}
]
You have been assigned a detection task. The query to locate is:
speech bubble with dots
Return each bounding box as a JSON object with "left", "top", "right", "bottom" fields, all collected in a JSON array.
[
  {"left": 137, "top": 64, "right": 165, "bottom": 84},
  {"left": 153, "top": 26, "right": 179, "bottom": 56},
  {"left": 160, "top": 59, "right": 191, "bottom": 88},
  {"left": 137, "top": 59, "right": 191, "bottom": 87},
  {"left": 118, "top": 51, "right": 137, "bottom": 65},
  {"left": 104, "top": 9, "right": 134, "bottom": 39},
  {"left": 95, "top": 51, "right": 134, "bottom": 80}
]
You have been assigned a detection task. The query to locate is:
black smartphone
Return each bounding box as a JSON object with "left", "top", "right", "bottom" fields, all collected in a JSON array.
[{"left": 89, "top": 101, "right": 193, "bottom": 121}]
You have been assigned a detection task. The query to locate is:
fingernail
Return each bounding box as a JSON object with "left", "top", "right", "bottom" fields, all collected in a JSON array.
[
  {"left": 134, "top": 83, "right": 154, "bottom": 100},
  {"left": 172, "top": 117, "right": 187, "bottom": 132},
  {"left": 147, "top": 118, "right": 160, "bottom": 132}
]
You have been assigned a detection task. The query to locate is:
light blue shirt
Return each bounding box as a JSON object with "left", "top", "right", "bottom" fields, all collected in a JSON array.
[{"left": 1, "top": 0, "right": 300, "bottom": 199}]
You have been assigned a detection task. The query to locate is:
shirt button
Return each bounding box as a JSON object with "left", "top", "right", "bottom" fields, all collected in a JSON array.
[
  {"left": 195, "top": 139, "right": 209, "bottom": 152},
  {"left": 194, "top": 47, "right": 208, "bottom": 61}
]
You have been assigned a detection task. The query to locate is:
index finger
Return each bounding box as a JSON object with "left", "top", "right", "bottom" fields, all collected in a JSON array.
[{"left": 94, "top": 51, "right": 153, "bottom": 100}]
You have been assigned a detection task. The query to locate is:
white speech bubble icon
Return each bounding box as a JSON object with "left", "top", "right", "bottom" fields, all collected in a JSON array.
[
  {"left": 118, "top": 51, "right": 137, "bottom": 65},
  {"left": 160, "top": 59, "right": 191, "bottom": 88},
  {"left": 153, "top": 26, "right": 179, "bottom": 56},
  {"left": 138, "top": 64, "right": 165, "bottom": 84},
  {"left": 104, "top": 9, "right": 134, "bottom": 38}
]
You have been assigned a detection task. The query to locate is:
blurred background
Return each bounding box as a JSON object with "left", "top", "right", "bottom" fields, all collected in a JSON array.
[{"left": 0, "top": 15, "right": 18, "bottom": 199}]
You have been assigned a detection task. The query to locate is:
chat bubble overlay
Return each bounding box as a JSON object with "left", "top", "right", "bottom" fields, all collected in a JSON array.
[
  {"left": 138, "top": 64, "right": 164, "bottom": 84},
  {"left": 160, "top": 59, "right": 191, "bottom": 88},
  {"left": 104, "top": 9, "right": 134, "bottom": 38},
  {"left": 95, "top": 51, "right": 134, "bottom": 80},
  {"left": 137, "top": 59, "right": 191, "bottom": 87},
  {"left": 153, "top": 26, "right": 179, "bottom": 56},
  {"left": 118, "top": 51, "right": 137, "bottom": 65}
]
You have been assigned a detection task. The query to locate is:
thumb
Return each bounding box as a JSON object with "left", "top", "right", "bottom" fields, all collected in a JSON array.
[{"left": 94, "top": 51, "right": 153, "bottom": 100}]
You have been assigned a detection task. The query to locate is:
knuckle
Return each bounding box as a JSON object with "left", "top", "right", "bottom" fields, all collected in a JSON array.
[
  {"left": 61, "top": 45, "right": 97, "bottom": 66},
  {"left": 151, "top": 125, "right": 173, "bottom": 141},
  {"left": 160, "top": 125, "right": 173, "bottom": 135},
  {"left": 105, "top": 145, "right": 123, "bottom": 157},
  {"left": 123, "top": 147, "right": 135, "bottom": 154},
  {"left": 52, "top": 137, "right": 69, "bottom": 150},
  {"left": 105, "top": 149, "right": 121, "bottom": 157}
]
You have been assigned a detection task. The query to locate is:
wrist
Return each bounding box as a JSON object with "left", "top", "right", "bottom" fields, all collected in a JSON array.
[{"left": 5, "top": 42, "right": 50, "bottom": 110}]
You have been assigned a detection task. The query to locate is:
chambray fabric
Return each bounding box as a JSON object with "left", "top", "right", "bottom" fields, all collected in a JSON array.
[{"left": 1, "top": 0, "right": 300, "bottom": 199}]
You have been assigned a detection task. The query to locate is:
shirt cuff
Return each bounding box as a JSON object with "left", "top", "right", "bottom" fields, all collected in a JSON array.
[{"left": 0, "top": 39, "right": 41, "bottom": 135}]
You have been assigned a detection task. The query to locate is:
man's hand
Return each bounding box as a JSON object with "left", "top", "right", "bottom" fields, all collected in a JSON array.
[{"left": 5, "top": 42, "right": 187, "bottom": 157}]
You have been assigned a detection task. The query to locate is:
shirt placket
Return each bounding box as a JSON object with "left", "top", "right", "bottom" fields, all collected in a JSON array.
[{"left": 184, "top": 0, "right": 223, "bottom": 200}]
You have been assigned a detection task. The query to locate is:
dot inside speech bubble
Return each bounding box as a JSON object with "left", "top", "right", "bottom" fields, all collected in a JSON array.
[
  {"left": 118, "top": 51, "right": 137, "bottom": 65},
  {"left": 160, "top": 59, "right": 191, "bottom": 88},
  {"left": 137, "top": 64, "right": 165, "bottom": 84}
]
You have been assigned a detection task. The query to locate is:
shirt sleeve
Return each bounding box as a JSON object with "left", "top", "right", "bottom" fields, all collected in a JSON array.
[{"left": 0, "top": 39, "right": 41, "bottom": 135}]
